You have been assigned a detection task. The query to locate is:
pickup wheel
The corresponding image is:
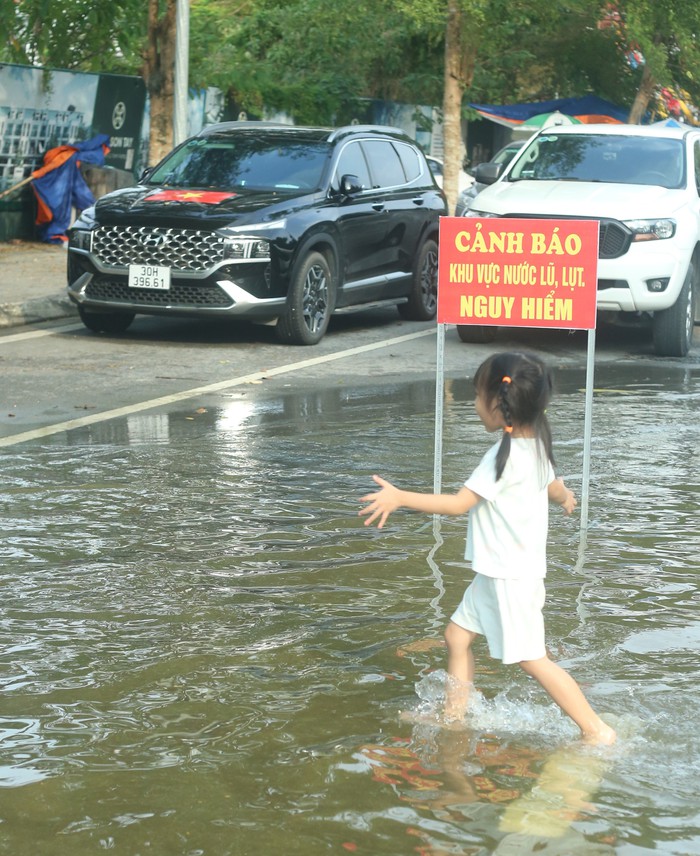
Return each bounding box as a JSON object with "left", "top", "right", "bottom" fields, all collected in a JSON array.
[
  {"left": 456, "top": 324, "right": 498, "bottom": 344},
  {"left": 78, "top": 306, "right": 135, "bottom": 334},
  {"left": 276, "top": 251, "right": 335, "bottom": 345},
  {"left": 398, "top": 238, "right": 438, "bottom": 321},
  {"left": 652, "top": 260, "right": 697, "bottom": 357}
]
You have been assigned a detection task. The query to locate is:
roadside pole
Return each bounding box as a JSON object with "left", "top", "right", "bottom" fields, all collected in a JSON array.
[{"left": 173, "top": 0, "right": 190, "bottom": 147}]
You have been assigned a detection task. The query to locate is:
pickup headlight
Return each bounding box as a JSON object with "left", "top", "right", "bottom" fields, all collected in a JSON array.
[
  {"left": 464, "top": 209, "right": 500, "bottom": 218},
  {"left": 624, "top": 218, "right": 676, "bottom": 241}
]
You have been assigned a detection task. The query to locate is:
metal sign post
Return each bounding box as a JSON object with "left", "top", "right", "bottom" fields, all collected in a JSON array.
[
  {"left": 579, "top": 326, "right": 597, "bottom": 547},
  {"left": 433, "top": 323, "right": 446, "bottom": 495}
]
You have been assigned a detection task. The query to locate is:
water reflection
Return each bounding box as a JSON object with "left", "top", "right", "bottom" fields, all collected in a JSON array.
[
  {"left": 0, "top": 362, "right": 698, "bottom": 853},
  {"left": 349, "top": 726, "right": 614, "bottom": 853}
]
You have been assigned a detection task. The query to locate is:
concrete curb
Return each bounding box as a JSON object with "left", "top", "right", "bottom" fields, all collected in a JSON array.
[{"left": 0, "top": 295, "right": 78, "bottom": 328}]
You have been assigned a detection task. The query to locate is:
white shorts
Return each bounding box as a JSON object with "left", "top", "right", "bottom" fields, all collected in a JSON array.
[{"left": 449, "top": 574, "right": 546, "bottom": 665}]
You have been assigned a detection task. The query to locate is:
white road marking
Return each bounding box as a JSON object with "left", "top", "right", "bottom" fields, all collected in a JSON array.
[
  {"left": 0, "top": 323, "right": 85, "bottom": 343},
  {"left": 0, "top": 327, "right": 436, "bottom": 447}
]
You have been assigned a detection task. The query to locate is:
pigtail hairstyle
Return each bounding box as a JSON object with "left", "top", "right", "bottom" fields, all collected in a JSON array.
[{"left": 473, "top": 352, "right": 555, "bottom": 481}]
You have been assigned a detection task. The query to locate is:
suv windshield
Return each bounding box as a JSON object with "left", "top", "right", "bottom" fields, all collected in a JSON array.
[
  {"left": 148, "top": 134, "right": 331, "bottom": 192},
  {"left": 509, "top": 133, "right": 685, "bottom": 188}
]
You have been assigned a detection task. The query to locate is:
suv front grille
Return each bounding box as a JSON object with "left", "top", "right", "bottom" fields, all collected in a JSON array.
[
  {"left": 92, "top": 226, "right": 226, "bottom": 271},
  {"left": 84, "top": 279, "right": 232, "bottom": 307},
  {"left": 505, "top": 215, "right": 632, "bottom": 259}
]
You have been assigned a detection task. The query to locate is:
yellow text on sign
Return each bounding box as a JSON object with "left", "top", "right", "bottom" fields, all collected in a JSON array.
[
  {"left": 460, "top": 295, "right": 574, "bottom": 322},
  {"left": 449, "top": 263, "right": 587, "bottom": 289},
  {"left": 454, "top": 228, "right": 583, "bottom": 256}
]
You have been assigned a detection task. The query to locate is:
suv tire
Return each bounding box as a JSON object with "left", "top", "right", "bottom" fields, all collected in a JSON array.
[
  {"left": 399, "top": 239, "right": 438, "bottom": 321},
  {"left": 277, "top": 251, "right": 335, "bottom": 345},
  {"left": 78, "top": 306, "right": 135, "bottom": 334},
  {"left": 652, "top": 260, "right": 697, "bottom": 357}
]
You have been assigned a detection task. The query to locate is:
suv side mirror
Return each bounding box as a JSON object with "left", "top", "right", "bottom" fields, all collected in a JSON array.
[
  {"left": 474, "top": 162, "right": 503, "bottom": 186},
  {"left": 340, "top": 174, "right": 364, "bottom": 195}
]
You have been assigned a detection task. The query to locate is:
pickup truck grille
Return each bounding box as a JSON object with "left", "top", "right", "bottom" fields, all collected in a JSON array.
[
  {"left": 598, "top": 221, "right": 631, "bottom": 259},
  {"left": 505, "top": 215, "right": 631, "bottom": 259},
  {"left": 92, "top": 226, "right": 226, "bottom": 271}
]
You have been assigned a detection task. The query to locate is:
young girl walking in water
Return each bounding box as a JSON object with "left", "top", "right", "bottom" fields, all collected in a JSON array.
[{"left": 359, "top": 351, "right": 615, "bottom": 745}]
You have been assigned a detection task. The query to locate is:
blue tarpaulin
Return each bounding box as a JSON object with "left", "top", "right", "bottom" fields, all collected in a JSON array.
[
  {"left": 469, "top": 95, "right": 628, "bottom": 127},
  {"left": 31, "top": 134, "right": 110, "bottom": 244}
]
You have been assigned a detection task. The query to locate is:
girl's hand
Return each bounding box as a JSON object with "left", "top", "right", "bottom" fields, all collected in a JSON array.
[
  {"left": 549, "top": 477, "right": 577, "bottom": 515},
  {"left": 359, "top": 475, "right": 403, "bottom": 529},
  {"left": 559, "top": 484, "right": 577, "bottom": 515}
]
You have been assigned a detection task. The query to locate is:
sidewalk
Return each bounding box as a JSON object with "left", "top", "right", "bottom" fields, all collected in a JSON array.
[{"left": 0, "top": 240, "right": 77, "bottom": 328}]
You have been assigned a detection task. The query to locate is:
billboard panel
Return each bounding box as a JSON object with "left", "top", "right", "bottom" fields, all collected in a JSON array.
[{"left": 438, "top": 217, "right": 599, "bottom": 330}]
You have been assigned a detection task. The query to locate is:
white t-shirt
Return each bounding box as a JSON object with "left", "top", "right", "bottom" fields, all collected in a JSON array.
[{"left": 464, "top": 438, "right": 556, "bottom": 580}]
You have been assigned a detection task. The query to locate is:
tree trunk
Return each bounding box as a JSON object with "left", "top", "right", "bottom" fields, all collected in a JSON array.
[
  {"left": 628, "top": 61, "right": 656, "bottom": 124},
  {"left": 142, "top": 0, "right": 177, "bottom": 165},
  {"left": 442, "top": 0, "right": 474, "bottom": 216}
]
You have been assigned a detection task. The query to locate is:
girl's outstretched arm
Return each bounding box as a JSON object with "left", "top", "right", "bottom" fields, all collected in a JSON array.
[{"left": 359, "top": 475, "right": 481, "bottom": 529}]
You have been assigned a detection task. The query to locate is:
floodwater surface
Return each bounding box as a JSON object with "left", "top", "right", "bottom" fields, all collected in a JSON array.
[{"left": 1, "top": 361, "right": 699, "bottom": 855}]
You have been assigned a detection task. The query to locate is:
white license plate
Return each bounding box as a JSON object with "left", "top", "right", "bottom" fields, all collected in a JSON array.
[{"left": 128, "top": 264, "right": 171, "bottom": 290}]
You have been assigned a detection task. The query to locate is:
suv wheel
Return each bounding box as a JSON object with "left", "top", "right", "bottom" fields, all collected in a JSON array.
[
  {"left": 398, "top": 238, "right": 438, "bottom": 321},
  {"left": 277, "top": 251, "right": 335, "bottom": 345},
  {"left": 78, "top": 306, "right": 135, "bottom": 334},
  {"left": 652, "top": 260, "right": 697, "bottom": 357},
  {"left": 456, "top": 324, "right": 498, "bottom": 344}
]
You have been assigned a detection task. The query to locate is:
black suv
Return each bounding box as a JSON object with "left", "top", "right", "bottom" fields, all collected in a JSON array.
[{"left": 67, "top": 123, "right": 447, "bottom": 344}]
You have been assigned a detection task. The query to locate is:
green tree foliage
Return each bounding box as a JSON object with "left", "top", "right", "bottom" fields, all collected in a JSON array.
[
  {"left": 467, "top": 1, "right": 632, "bottom": 107},
  {"left": 389, "top": 0, "right": 619, "bottom": 211},
  {"left": 0, "top": 0, "right": 145, "bottom": 72},
  {"left": 188, "top": 0, "right": 441, "bottom": 124},
  {"left": 3, "top": 0, "right": 699, "bottom": 137}
]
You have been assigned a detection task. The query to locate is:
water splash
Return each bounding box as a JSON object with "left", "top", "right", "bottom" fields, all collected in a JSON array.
[{"left": 408, "top": 670, "right": 579, "bottom": 742}]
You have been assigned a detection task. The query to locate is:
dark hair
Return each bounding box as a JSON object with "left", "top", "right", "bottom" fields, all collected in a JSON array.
[{"left": 473, "top": 351, "right": 554, "bottom": 481}]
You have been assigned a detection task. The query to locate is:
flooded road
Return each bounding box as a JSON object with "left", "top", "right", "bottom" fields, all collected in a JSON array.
[{"left": 1, "top": 354, "right": 699, "bottom": 854}]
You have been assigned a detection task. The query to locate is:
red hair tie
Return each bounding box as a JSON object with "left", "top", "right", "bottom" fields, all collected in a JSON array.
[
  {"left": 504, "top": 426, "right": 513, "bottom": 434},
  {"left": 502, "top": 376, "right": 512, "bottom": 384}
]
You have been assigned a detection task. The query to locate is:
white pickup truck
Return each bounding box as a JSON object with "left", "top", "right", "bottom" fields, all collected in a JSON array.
[{"left": 463, "top": 123, "right": 700, "bottom": 356}]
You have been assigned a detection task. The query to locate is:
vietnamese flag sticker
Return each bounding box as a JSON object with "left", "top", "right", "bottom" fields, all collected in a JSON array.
[{"left": 144, "top": 189, "right": 237, "bottom": 204}]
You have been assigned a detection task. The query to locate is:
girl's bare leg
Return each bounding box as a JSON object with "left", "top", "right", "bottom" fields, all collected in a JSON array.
[
  {"left": 444, "top": 622, "right": 478, "bottom": 721},
  {"left": 519, "top": 656, "right": 616, "bottom": 745}
]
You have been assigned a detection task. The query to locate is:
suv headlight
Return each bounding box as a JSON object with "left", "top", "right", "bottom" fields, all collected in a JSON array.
[
  {"left": 223, "top": 237, "right": 271, "bottom": 260},
  {"left": 69, "top": 229, "right": 93, "bottom": 251},
  {"left": 623, "top": 218, "right": 676, "bottom": 241},
  {"left": 69, "top": 207, "right": 96, "bottom": 249}
]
